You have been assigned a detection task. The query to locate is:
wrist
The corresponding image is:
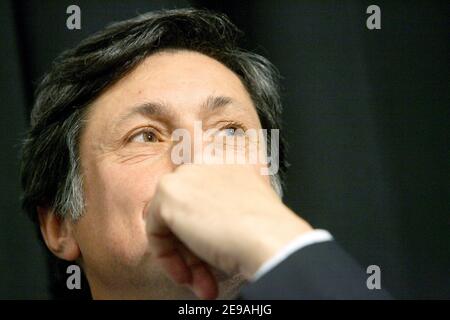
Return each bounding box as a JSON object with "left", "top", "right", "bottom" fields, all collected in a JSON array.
[{"left": 241, "top": 209, "right": 313, "bottom": 279}]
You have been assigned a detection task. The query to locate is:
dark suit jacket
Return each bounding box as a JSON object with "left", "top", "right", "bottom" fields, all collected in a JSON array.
[{"left": 239, "top": 241, "right": 392, "bottom": 299}]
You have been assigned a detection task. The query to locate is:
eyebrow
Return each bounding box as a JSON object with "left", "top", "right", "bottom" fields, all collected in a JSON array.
[
  {"left": 116, "top": 95, "right": 238, "bottom": 126},
  {"left": 201, "top": 95, "right": 235, "bottom": 113},
  {"left": 118, "top": 101, "right": 173, "bottom": 123}
]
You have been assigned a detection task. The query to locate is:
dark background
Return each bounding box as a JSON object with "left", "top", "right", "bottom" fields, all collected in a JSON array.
[{"left": 0, "top": 0, "right": 448, "bottom": 299}]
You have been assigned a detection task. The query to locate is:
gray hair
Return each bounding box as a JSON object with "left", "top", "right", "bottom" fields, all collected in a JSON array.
[{"left": 21, "top": 8, "right": 287, "bottom": 224}]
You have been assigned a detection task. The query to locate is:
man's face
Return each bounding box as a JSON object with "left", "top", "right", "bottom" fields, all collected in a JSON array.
[{"left": 73, "top": 50, "right": 264, "bottom": 299}]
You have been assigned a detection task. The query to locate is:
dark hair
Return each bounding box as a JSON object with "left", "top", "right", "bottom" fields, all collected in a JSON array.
[{"left": 20, "top": 8, "right": 287, "bottom": 299}]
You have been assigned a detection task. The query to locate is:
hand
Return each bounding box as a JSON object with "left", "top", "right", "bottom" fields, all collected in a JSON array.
[{"left": 145, "top": 164, "right": 313, "bottom": 299}]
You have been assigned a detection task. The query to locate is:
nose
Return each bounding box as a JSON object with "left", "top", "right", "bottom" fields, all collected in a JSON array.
[{"left": 169, "top": 120, "right": 210, "bottom": 167}]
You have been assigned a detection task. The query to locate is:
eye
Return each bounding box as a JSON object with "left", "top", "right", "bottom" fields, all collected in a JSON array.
[
  {"left": 219, "top": 127, "right": 238, "bottom": 136},
  {"left": 216, "top": 123, "right": 246, "bottom": 137},
  {"left": 129, "top": 129, "right": 159, "bottom": 143}
]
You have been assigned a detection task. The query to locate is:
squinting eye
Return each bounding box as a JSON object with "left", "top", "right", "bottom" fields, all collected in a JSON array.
[
  {"left": 217, "top": 126, "right": 246, "bottom": 137},
  {"left": 220, "top": 128, "right": 237, "bottom": 136},
  {"left": 130, "top": 130, "right": 158, "bottom": 143}
]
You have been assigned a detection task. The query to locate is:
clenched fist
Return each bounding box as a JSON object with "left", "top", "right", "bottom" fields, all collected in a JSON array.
[{"left": 145, "top": 164, "right": 313, "bottom": 299}]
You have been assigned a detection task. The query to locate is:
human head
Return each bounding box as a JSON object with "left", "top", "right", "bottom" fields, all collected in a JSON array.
[{"left": 20, "top": 8, "right": 287, "bottom": 299}]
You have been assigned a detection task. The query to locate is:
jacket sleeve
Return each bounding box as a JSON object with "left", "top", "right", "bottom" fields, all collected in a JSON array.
[{"left": 238, "top": 241, "right": 392, "bottom": 300}]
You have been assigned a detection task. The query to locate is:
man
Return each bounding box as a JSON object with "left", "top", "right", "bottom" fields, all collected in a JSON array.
[{"left": 20, "top": 8, "right": 390, "bottom": 299}]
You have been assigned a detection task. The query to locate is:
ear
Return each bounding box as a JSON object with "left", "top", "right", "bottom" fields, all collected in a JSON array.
[{"left": 37, "top": 206, "right": 81, "bottom": 261}]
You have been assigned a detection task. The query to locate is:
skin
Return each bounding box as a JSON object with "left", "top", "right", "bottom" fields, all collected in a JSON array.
[{"left": 38, "top": 50, "right": 312, "bottom": 299}]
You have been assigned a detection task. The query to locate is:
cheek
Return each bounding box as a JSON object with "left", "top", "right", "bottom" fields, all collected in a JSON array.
[{"left": 76, "top": 156, "right": 171, "bottom": 269}]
